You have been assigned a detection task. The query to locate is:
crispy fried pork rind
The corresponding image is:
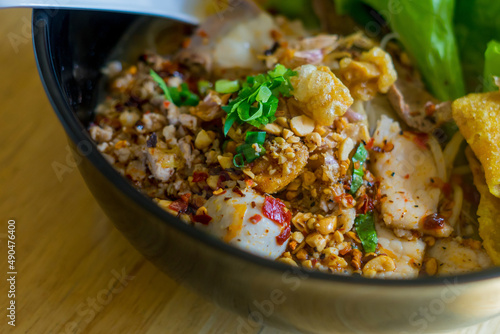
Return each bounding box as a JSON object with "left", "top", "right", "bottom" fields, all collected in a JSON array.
[
  {"left": 466, "top": 147, "right": 500, "bottom": 265},
  {"left": 452, "top": 91, "right": 500, "bottom": 198},
  {"left": 291, "top": 65, "right": 353, "bottom": 126}
]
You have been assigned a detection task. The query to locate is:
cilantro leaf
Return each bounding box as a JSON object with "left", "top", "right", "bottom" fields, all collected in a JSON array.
[
  {"left": 150, "top": 69, "right": 173, "bottom": 103},
  {"left": 221, "top": 64, "right": 297, "bottom": 136},
  {"left": 150, "top": 69, "right": 199, "bottom": 107}
]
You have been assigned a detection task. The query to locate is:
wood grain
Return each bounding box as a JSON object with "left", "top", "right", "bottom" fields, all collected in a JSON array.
[{"left": 0, "top": 8, "right": 499, "bottom": 334}]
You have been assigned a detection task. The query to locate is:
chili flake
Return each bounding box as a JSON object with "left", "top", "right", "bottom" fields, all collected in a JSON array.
[
  {"left": 262, "top": 196, "right": 292, "bottom": 226},
  {"left": 193, "top": 214, "right": 212, "bottom": 225},
  {"left": 169, "top": 199, "right": 188, "bottom": 213},
  {"left": 276, "top": 223, "right": 291, "bottom": 245},
  {"left": 192, "top": 172, "right": 208, "bottom": 183},
  {"left": 249, "top": 214, "right": 262, "bottom": 224},
  {"left": 365, "top": 137, "right": 375, "bottom": 149}
]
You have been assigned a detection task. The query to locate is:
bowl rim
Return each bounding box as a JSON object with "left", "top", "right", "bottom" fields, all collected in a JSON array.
[{"left": 31, "top": 8, "right": 500, "bottom": 287}]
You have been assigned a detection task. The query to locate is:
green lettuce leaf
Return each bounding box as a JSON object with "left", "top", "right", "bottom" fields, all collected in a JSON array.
[
  {"left": 484, "top": 40, "right": 500, "bottom": 92},
  {"left": 361, "top": 0, "right": 465, "bottom": 101},
  {"left": 454, "top": 0, "right": 500, "bottom": 92}
]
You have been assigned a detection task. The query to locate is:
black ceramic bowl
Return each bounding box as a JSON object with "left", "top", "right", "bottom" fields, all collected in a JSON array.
[{"left": 33, "top": 8, "right": 500, "bottom": 334}]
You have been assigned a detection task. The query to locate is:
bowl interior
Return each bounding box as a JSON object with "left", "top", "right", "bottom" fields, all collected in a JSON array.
[{"left": 31, "top": 8, "right": 500, "bottom": 287}]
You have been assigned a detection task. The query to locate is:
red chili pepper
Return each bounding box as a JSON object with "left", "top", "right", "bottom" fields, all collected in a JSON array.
[
  {"left": 192, "top": 214, "right": 212, "bottom": 225},
  {"left": 356, "top": 194, "right": 374, "bottom": 214},
  {"left": 180, "top": 193, "right": 191, "bottom": 203},
  {"left": 249, "top": 214, "right": 262, "bottom": 224},
  {"left": 192, "top": 172, "right": 208, "bottom": 183},
  {"left": 245, "top": 179, "right": 254, "bottom": 188},
  {"left": 276, "top": 223, "right": 291, "bottom": 246},
  {"left": 365, "top": 138, "right": 375, "bottom": 150},
  {"left": 262, "top": 196, "right": 291, "bottom": 226},
  {"left": 169, "top": 199, "right": 188, "bottom": 213},
  {"left": 163, "top": 100, "right": 171, "bottom": 108},
  {"left": 335, "top": 193, "right": 355, "bottom": 207}
]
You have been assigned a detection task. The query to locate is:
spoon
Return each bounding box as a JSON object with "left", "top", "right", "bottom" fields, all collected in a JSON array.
[{"left": 1, "top": 0, "right": 209, "bottom": 25}]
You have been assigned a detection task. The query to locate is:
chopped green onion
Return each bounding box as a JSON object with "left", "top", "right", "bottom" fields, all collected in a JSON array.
[
  {"left": 241, "top": 144, "right": 265, "bottom": 163},
  {"left": 355, "top": 212, "right": 378, "bottom": 253},
  {"left": 150, "top": 69, "right": 173, "bottom": 103},
  {"left": 350, "top": 143, "right": 368, "bottom": 195},
  {"left": 256, "top": 85, "right": 272, "bottom": 103},
  {"left": 233, "top": 154, "right": 246, "bottom": 168},
  {"left": 236, "top": 143, "right": 248, "bottom": 154},
  {"left": 268, "top": 63, "right": 288, "bottom": 78},
  {"left": 215, "top": 79, "right": 240, "bottom": 94},
  {"left": 245, "top": 131, "right": 266, "bottom": 145},
  {"left": 237, "top": 102, "right": 263, "bottom": 122},
  {"left": 198, "top": 80, "right": 212, "bottom": 95},
  {"left": 234, "top": 142, "right": 266, "bottom": 168}
]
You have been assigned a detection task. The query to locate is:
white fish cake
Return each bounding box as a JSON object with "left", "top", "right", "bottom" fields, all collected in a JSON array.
[
  {"left": 373, "top": 220, "right": 426, "bottom": 279},
  {"left": 197, "top": 188, "right": 290, "bottom": 259},
  {"left": 426, "top": 238, "right": 492, "bottom": 276},
  {"left": 371, "top": 116, "right": 452, "bottom": 237}
]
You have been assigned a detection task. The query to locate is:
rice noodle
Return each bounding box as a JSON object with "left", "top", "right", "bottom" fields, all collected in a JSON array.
[
  {"left": 460, "top": 201, "right": 479, "bottom": 233},
  {"left": 348, "top": 100, "right": 368, "bottom": 126},
  {"left": 449, "top": 184, "right": 464, "bottom": 229},
  {"left": 428, "top": 135, "right": 447, "bottom": 181},
  {"left": 443, "top": 131, "right": 465, "bottom": 175}
]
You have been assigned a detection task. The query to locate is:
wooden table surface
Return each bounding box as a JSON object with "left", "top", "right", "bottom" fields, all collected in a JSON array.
[{"left": 1, "top": 8, "right": 500, "bottom": 334}]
